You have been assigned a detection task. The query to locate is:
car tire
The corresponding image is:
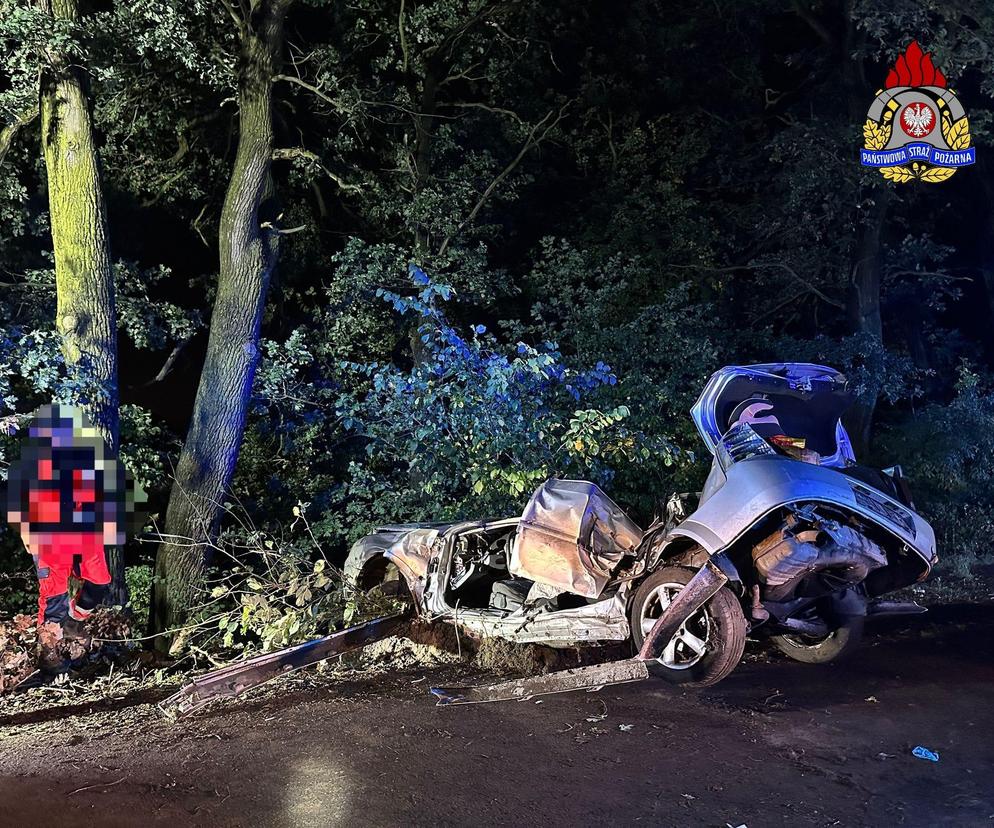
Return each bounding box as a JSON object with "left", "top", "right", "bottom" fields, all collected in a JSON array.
[
  {"left": 630, "top": 565, "right": 747, "bottom": 687},
  {"left": 770, "top": 615, "right": 864, "bottom": 664}
]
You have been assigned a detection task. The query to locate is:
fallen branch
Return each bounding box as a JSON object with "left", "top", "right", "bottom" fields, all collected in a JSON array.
[{"left": 68, "top": 777, "right": 127, "bottom": 796}]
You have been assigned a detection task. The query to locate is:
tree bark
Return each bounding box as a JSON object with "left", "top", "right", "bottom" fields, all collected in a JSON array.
[
  {"left": 38, "top": 0, "right": 125, "bottom": 603},
  {"left": 840, "top": 6, "right": 888, "bottom": 457},
  {"left": 844, "top": 190, "right": 890, "bottom": 455},
  {"left": 153, "top": 0, "right": 291, "bottom": 639}
]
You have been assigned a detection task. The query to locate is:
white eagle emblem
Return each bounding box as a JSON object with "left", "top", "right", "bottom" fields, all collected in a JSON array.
[{"left": 901, "top": 102, "right": 935, "bottom": 138}]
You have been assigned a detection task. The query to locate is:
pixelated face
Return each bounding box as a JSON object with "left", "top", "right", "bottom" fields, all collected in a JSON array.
[
  {"left": 4, "top": 403, "right": 145, "bottom": 552},
  {"left": 27, "top": 403, "right": 102, "bottom": 447}
]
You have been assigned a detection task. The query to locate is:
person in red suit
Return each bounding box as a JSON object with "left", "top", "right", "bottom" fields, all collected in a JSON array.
[{"left": 5, "top": 405, "right": 136, "bottom": 670}]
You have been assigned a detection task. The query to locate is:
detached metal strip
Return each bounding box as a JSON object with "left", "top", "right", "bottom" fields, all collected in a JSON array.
[
  {"left": 430, "top": 658, "right": 650, "bottom": 705},
  {"left": 159, "top": 611, "right": 410, "bottom": 719}
]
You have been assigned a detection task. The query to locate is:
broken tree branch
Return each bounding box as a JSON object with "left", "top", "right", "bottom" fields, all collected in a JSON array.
[
  {"left": 446, "top": 101, "right": 526, "bottom": 124},
  {"left": 141, "top": 334, "right": 196, "bottom": 387},
  {"left": 273, "top": 73, "right": 349, "bottom": 115},
  {"left": 272, "top": 146, "right": 362, "bottom": 193}
]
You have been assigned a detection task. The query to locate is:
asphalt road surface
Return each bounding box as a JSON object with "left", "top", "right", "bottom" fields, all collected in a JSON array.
[{"left": 1, "top": 604, "right": 992, "bottom": 827}]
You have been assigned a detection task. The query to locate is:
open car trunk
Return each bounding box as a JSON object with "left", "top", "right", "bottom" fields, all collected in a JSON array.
[
  {"left": 509, "top": 479, "right": 643, "bottom": 598},
  {"left": 692, "top": 363, "right": 856, "bottom": 467}
]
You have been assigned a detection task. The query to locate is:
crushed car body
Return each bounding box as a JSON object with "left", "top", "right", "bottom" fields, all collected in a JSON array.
[
  {"left": 164, "top": 363, "right": 938, "bottom": 715},
  {"left": 343, "top": 479, "right": 644, "bottom": 646},
  {"left": 347, "top": 362, "right": 936, "bottom": 702}
]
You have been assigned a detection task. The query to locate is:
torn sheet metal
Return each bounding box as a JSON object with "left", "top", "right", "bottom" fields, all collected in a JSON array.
[
  {"left": 510, "top": 479, "right": 643, "bottom": 598},
  {"left": 159, "top": 611, "right": 410, "bottom": 719},
  {"left": 638, "top": 561, "right": 727, "bottom": 659},
  {"left": 430, "top": 657, "right": 650, "bottom": 705},
  {"left": 452, "top": 589, "right": 631, "bottom": 645}
]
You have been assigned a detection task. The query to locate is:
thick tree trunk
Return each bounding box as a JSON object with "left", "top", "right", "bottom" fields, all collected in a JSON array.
[
  {"left": 153, "top": 1, "right": 290, "bottom": 638},
  {"left": 840, "top": 8, "right": 888, "bottom": 458},
  {"left": 38, "top": 0, "right": 125, "bottom": 603},
  {"left": 844, "top": 190, "right": 889, "bottom": 456}
]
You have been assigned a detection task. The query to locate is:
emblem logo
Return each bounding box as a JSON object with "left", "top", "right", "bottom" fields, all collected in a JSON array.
[{"left": 860, "top": 41, "right": 975, "bottom": 183}]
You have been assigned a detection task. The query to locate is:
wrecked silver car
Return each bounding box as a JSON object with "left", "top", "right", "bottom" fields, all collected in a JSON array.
[
  {"left": 344, "top": 479, "right": 644, "bottom": 647},
  {"left": 162, "top": 362, "right": 938, "bottom": 716},
  {"left": 345, "top": 362, "right": 937, "bottom": 695}
]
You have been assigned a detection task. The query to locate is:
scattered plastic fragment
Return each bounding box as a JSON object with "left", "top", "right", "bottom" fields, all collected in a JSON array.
[
  {"left": 912, "top": 745, "right": 939, "bottom": 762},
  {"left": 618, "top": 723, "right": 633, "bottom": 731}
]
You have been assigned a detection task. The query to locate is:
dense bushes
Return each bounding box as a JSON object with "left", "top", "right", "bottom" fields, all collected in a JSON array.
[
  {"left": 245, "top": 263, "right": 681, "bottom": 550},
  {"left": 878, "top": 365, "right": 994, "bottom": 568}
]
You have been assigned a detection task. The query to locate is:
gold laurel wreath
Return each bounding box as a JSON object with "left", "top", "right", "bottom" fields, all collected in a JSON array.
[
  {"left": 944, "top": 114, "right": 971, "bottom": 150},
  {"left": 864, "top": 110, "right": 970, "bottom": 184},
  {"left": 863, "top": 118, "right": 891, "bottom": 151}
]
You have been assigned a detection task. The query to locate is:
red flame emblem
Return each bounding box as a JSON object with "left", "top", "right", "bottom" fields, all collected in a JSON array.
[{"left": 885, "top": 41, "right": 947, "bottom": 89}]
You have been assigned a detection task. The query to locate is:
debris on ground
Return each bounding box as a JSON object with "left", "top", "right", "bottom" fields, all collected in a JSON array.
[
  {"left": 350, "top": 620, "right": 463, "bottom": 671},
  {"left": 1, "top": 609, "right": 134, "bottom": 694},
  {"left": 912, "top": 745, "right": 940, "bottom": 762},
  {"left": 0, "top": 615, "right": 44, "bottom": 691}
]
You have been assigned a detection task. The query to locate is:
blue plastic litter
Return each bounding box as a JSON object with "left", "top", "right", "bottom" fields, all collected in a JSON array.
[{"left": 912, "top": 746, "right": 940, "bottom": 762}]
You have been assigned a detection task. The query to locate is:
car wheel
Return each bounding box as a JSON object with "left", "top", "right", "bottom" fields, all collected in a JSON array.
[
  {"left": 770, "top": 614, "right": 864, "bottom": 664},
  {"left": 630, "top": 565, "right": 747, "bottom": 687}
]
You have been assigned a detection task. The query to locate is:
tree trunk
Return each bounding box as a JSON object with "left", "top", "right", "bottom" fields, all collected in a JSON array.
[
  {"left": 844, "top": 190, "right": 889, "bottom": 456},
  {"left": 153, "top": 0, "right": 291, "bottom": 639},
  {"left": 38, "top": 0, "right": 125, "bottom": 604},
  {"left": 840, "top": 7, "right": 888, "bottom": 457}
]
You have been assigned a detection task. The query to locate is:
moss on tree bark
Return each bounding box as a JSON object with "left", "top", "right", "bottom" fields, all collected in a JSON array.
[{"left": 38, "top": 0, "right": 125, "bottom": 604}]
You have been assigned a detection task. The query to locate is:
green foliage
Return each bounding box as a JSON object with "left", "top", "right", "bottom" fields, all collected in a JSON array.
[
  {"left": 879, "top": 365, "right": 994, "bottom": 561},
  {"left": 125, "top": 564, "right": 153, "bottom": 631},
  {"left": 247, "top": 264, "right": 680, "bottom": 547},
  {"left": 6, "top": 0, "right": 994, "bottom": 620},
  {"left": 169, "top": 508, "right": 346, "bottom": 657}
]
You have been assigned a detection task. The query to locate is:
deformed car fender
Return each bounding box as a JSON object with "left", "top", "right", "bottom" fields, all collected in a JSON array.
[
  {"left": 343, "top": 524, "right": 447, "bottom": 607},
  {"left": 668, "top": 455, "right": 936, "bottom": 568}
]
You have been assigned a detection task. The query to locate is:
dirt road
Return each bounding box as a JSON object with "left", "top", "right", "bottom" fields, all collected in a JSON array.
[{"left": 1, "top": 604, "right": 993, "bottom": 827}]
